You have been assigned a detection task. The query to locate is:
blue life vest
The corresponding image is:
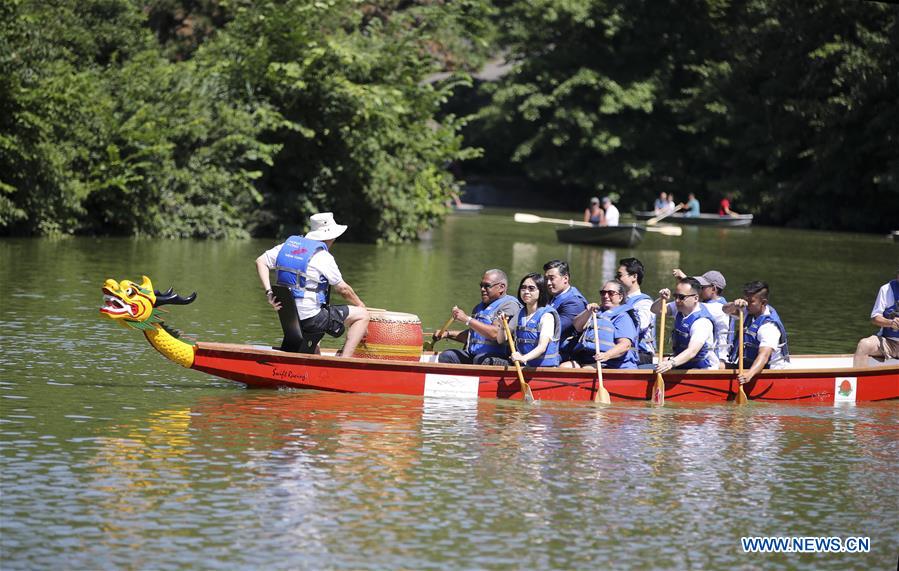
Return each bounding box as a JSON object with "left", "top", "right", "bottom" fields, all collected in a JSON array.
[
  {"left": 573, "top": 305, "right": 639, "bottom": 369},
  {"left": 550, "top": 285, "right": 588, "bottom": 351},
  {"left": 880, "top": 280, "right": 899, "bottom": 339},
  {"left": 729, "top": 305, "right": 791, "bottom": 367},
  {"left": 275, "top": 236, "right": 330, "bottom": 305},
  {"left": 625, "top": 292, "right": 655, "bottom": 355},
  {"left": 467, "top": 295, "right": 521, "bottom": 357},
  {"left": 514, "top": 306, "right": 561, "bottom": 367},
  {"left": 672, "top": 305, "right": 715, "bottom": 369}
]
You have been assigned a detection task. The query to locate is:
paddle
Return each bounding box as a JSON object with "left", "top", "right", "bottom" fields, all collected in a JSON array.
[
  {"left": 501, "top": 314, "right": 535, "bottom": 403},
  {"left": 515, "top": 212, "right": 682, "bottom": 236},
  {"left": 424, "top": 316, "right": 455, "bottom": 352},
  {"left": 736, "top": 311, "right": 748, "bottom": 404},
  {"left": 652, "top": 304, "right": 667, "bottom": 405},
  {"left": 591, "top": 311, "right": 612, "bottom": 404},
  {"left": 646, "top": 204, "right": 684, "bottom": 225},
  {"left": 644, "top": 225, "right": 682, "bottom": 236},
  {"left": 514, "top": 212, "right": 592, "bottom": 227}
]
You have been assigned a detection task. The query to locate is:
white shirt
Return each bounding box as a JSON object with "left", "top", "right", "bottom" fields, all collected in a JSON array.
[
  {"left": 752, "top": 307, "right": 787, "bottom": 370},
  {"left": 604, "top": 204, "right": 620, "bottom": 226},
  {"left": 630, "top": 293, "right": 655, "bottom": 348},
  {"left": 871, "top": 281, "right": 896, "bottom": 318},
  {"left": 262, "top": 243, "right": 343, "bottom": 319},
  {"left": 685, "top": 307, "right": 719, "bottom": 369},
  {"left": 704, "top": 300, "right": 732, "bottom": 361},
  {"left": 667, "top": 304, "right": 718, "bottom": 369}
]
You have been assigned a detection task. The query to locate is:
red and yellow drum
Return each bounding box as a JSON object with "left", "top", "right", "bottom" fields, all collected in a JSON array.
[{"left": 355, "top": 310, "right": 423, "bottom": 361}]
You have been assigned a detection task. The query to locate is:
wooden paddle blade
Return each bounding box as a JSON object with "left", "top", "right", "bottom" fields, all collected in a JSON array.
[
  {"left": 514, "top": 212, "right": 542, "bottom": 224},
  {"left": 501, "top": 314, "right": 535, "bottom": 404},
  {"left": 736, "top": 385, "right": 748, "bottom": 404},
  {"left": 597, "top": 384, "right": 611, "bottom": 405},
  {"left": 645, "top": 225, "right": 682, "bottom": 236},
  {"left": 652, "top": 374, "right": 665, "bottom": 405}
]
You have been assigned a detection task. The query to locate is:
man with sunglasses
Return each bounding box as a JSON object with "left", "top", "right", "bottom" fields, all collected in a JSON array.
[
  {"left": 672, "top": 268, "right": 731, "bottom": 367},
  {"left": 435, "top": 269, "right": 522, "bottom": 365},
  {"left": 651, "top": 277, "right": 719, "bottom": 372}
]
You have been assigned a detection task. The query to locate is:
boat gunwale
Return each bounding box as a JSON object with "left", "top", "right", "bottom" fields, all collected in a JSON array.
[{"left": 195, "top": 342, "right": 899, "bottom": 377}]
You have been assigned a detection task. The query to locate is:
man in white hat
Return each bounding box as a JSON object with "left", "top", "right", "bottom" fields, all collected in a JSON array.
[{"left": 255, "top": 212, "right": 369, "bottom": 357}]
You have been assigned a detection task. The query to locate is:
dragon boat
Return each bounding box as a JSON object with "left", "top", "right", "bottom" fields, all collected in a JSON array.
[{"left": 100, "top": 276, "right": 899, "bottom": 405}]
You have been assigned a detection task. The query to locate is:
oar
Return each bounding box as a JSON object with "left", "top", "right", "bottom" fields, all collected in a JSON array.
[
  {"left": 646, "top": 204, "right": 683, "bottom": 225},
  {"left": 652, "top": 304, "right": 666, "bottom": 405},
  {"left": 591, "top": 311, "right": 611, "bottom": 404},
  {"left": 643, "top": 225, "right": 682, "bottom": 236},
  {"left": 736, "top": 311, "right": 748, "bottom": 404},
  {"left": 424, "top": 316, "right": 455, "bottom": 352},
  {"left": 514, "top": 213, "right": 593, "bottom": 227},
  {"left": 501, "top": 314, "right": 535, "bottom": 403}
]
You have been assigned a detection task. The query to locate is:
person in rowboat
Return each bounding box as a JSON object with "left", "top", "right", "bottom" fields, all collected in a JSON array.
[
  {"left": 652, "top": 277, "right": 719, "bottom": 373},
  {"left": 653, "top": 192, "right": 671, "bottom": 215},
  {"left": 584, "top": 196, "right": 605, "bottom": 227},
  {"left": 852, "top": 269, "right": 899, "bottom": 367},
  {"left": 434, "top": 269, "right": 522, "bottom": 365},
  {"left": 724, "top": 281, "right": 790, "bottom": 382},
  {"left": 672, "top": 268, "right": 731, "bottom": 368},
  {"left": 255, "top": 212, "right": 369, "bottom": 358},
  {"left": 601, "top": 196, "right": 620, "bottom": 227},
  {"left": 561, "top": 280, "right": 639, "bottom": 369},
  {"left": 543, "top": 259, "right": 589, "bottom": 362},
  {"left": 719, "top": 194, "right": 740, "bottom": 216},
  {"left": 616, "top": 257, "right": 656, "bottom": 365},
  {"left": 679, "top": 193, "right": 701, "bottom": 218},
  {"left": 495, "top": 273, "right": 562, "bottom": 367}
]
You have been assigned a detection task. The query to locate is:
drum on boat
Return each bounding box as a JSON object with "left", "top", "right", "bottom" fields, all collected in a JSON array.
[{"left": 355, "top": 310, "right": 423, "bottom": 361}]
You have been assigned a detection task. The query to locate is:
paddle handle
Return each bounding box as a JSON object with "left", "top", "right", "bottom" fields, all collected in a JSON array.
[
  {"left": 653, "top": 304, "right": 667, "bottom": 404},
  {"left": 737, "top": 311, "right": 748, "bottom": 404},
  {"left": 646, "top": 204, "right": 683, "bottom": 225},
  {"left": 425, "top": 316, "right": 456, "bottom": 351},
  {"left": 591, "top": 311, "right": 610, "bottom": 404},
  {"left": 501, "top": 314, "right": 534, "bottom": 403}
]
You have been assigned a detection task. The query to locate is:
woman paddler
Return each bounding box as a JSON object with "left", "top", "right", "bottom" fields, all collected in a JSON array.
[
  {"left": 561, "top": 279, "right": 639, "bottom": 369},
  {"left": 497, "top": 273, "right": 562, "bottom": 367}
]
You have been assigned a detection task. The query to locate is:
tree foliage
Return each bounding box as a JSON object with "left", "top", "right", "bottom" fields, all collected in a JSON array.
[{"left": 470, "top": 0, "right": 899, "bottom": 232}]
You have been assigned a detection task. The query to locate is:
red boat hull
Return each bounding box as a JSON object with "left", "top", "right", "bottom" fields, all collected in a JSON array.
[{"left": 191, "top": 343, "right": 899, "bottom": 405}]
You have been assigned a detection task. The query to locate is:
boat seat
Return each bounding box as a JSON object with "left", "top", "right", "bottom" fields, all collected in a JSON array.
[{"left": 271, "top": 285, "right": 318, "bottom": 354}]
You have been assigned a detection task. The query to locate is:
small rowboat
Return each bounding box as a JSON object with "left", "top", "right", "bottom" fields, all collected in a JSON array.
[
  {"left": 101, "top": 276, "right": 899, "bottom": 405},
  {"left": 555, "top": 223, "right": 645, "bottom": 247},
  {"left": 633, "top": 210, "right": 754, "bottom": 227}
]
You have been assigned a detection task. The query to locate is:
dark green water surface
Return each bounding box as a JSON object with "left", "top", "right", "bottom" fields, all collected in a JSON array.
[{"left": 2, "top": 209, "right": 898, "bottom": 569}]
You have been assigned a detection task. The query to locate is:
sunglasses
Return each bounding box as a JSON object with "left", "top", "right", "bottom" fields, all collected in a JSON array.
[
  {"left": 599, "top": 290, "right": 622, "bottom": 297},
  {"left": 673, "top": 293, "right": 698, "bottom": 301},
  {"left": 519, "top": 285, "right": 539, "bottom": 292},
  {"left": 479, "top": 282, "right": 502, "bottom": 290}
]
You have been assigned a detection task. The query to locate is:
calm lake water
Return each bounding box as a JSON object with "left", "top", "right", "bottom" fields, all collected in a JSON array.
[{"left": 2, "top": 209, "right": 898, "bottom": 569}]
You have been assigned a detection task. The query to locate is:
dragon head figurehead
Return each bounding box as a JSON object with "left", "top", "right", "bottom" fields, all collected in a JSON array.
[
  {"left": 101, "top": 275, "right": 197, "bottom": 329},
  {"left": 100, "top": 276, "right": 198, "bottom": 367}
]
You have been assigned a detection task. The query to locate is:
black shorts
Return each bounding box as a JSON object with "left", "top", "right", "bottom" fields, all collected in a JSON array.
[{"left": 300, "top": 305, "right": 350, "bottom": 342}]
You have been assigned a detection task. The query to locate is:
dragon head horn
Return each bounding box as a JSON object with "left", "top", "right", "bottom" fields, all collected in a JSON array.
[{"left": 154, "top": 287, "right": 198, "bottom": 307}]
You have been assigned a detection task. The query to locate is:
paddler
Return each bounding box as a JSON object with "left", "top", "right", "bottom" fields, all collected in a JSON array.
[
  {"left": 852, "top": 269, "right": 899, "bottom": 367},
  {"left": 672, "top": 268, "right": 731, "bottom": 368},
  {"left": 255, "top": 212, "right": 369, "bottom": 358},
  {"left": 495, "top": 273, "right": 562, "bottom": 367},
  {"left": 652, "top": 277, "right": 719, "bottom": 373},
  {"left": 434, "top": 269, "right": 522, "bottom": 365},
  {"left": 616, "top": 257, "right": 656, "bottom": 365},
  {"left": 724, "top": 281, "right": 790, "bottom": 382},
  {"left": 543, "top": 259, "right": 589, "bottom": 361},
  {"left": 561, "top": 279, "right": 639, "bottom": 369}
]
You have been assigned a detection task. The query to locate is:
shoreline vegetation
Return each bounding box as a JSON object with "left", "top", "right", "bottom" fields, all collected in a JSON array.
[{"left": 2, "top": 0, "right": 897, "bottom": 241}]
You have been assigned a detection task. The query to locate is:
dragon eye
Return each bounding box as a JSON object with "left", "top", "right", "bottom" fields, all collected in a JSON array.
[{"left": 126, "top": 287, "right": 134, "bottom": 296}]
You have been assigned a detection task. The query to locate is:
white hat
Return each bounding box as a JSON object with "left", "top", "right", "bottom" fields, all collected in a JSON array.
[{"left": 305, "top": 212, "right": 348, "bottom": 241}]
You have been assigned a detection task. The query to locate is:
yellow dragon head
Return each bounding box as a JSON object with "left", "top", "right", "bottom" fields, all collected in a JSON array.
[{"left": 101, "top": 275, "right": 196, "bottom": 331}]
